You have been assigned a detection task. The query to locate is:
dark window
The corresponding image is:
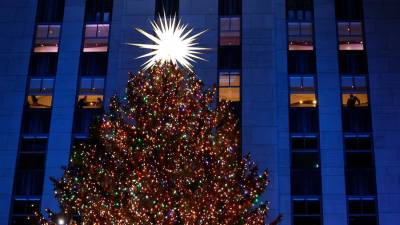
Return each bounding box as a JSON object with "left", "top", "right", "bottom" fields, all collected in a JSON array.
[
  {"left": 10, "top": 215, "right": 38, "bottom": 225},
  {"left": 286, "top": 0, "right": 313, "bottom": 21},
  {"left": 22, "top": 109, "right": 52, "bottom": 134},
  {"left": 289, "top": 108, "right": 319, "bottom": 133},
  {"left": 13, "top": 153, "right": 46, "bottom": 196},
  {"left": 219, "top": 0, "right": 241, "bottom": 15},
  {"left": 73, "top": 108, "right": 103, "bottom": 134},
  {"left": 29, "top": 53, "right": 58, "bottom": 76},
  {"left": 291, "top": 153, "right": 321, "bottom": 195},
  {"left": 342, "top": 107, "right": 371, "bottom": 133},
  {"left": 346, "top": 152, "right": 374, "bottom": 168},
  {"left": 335, "top": 0, "right": 363, "bottom": 20},
  {"left": 293, "top": 198, "right": 321, "bottom": 225},
  {"left": 339, "top": 51, "right": 368, "bottom": 74},
  {"left": 344, "top": 136, "right": 372, "bottom": 151},
  {"left": 79, "top": 52, "right": 108, "bottom": 75},
  {"left": 348, "top": 198, "right": 378, "bottom": 225},
  {"left": 155, "top": 0, "right": 179, "bottom": 17},
  {"left": 345, "top": 169, "right": 376, "bottom": 195},
  {"left": 12, "top": 199, "right": 40, "bottom": 215},
  {"left": 85, "top": 0, "right": 113, "bottom": 22},
  {"left": 218, "top": 47, "right": 241, "bottom": 69},
  {"left": 36, "top": 0, "right": 65, "bottom": 23},
  {"left": 288, "top": 51, "right": 316, "bottom": 74},
  {"left": 20, "top": 138, "right": 47, "bottom": 153},
  {"left": 291, "top": 135, "right": 318, "bottom": 151}
]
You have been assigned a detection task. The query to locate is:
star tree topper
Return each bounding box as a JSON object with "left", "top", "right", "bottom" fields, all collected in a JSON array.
[{"left": 128, "top": 14, "right": 209, "bottom": 70}]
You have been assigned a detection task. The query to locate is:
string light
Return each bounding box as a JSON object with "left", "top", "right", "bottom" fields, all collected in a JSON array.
[{"left": 37, "top": 63, "right": 270, "bottom": 224}]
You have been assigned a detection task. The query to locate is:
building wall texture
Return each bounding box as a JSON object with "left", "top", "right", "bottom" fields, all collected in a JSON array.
[{"left": 0, "top": 0, "right": 399, "bottom": 224}]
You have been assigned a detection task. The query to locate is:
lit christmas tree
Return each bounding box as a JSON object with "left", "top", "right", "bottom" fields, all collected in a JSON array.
[{"left": 37, "top": 16, "right": 281, "bottom": 225}]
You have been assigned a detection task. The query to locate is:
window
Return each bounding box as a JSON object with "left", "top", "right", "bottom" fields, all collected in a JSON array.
[
  {"left": 219, "top": 0, "right": 241, "bottom": 15},
  {"left": 79, "top": 77, "right": 105, "bottom": 93},
  {"left": 84, "top": 24, "right": 110, "bottom": 52},
  {"left": 29, "top": 78, "right": 54, "bottom": 94},
  {"left": 290, "top": 76, "right": 315, "bottom": 91},
  {"left": 344, "top": 135, "right": 372, "bottom": 151},
  {"left": 13, "top": 152, "right": 46, "bottom": 196},
  {"left": 155, "top": 0, "right": 179, "bottom": 17},
  {"left": 291, "top": 135, "right": 318, "bottom": 151},
  {"left": 339, "top": 51, "right": 368, "bottom": 74},
  {"left": 85, "top": 0, "right": 113, "bottom": 22},
  {"left": 293, "top": 198, "right": 322, "bottom": 225},
  {"left": 338, "top": 22, "right": 364, "bottom": 50},
  {"left": 79, "top": 52, "right": 108, "bottom": 75},
  {"left": 290, "top": 94, "right": 317, "bottom": 107},
  {"left": 291, "top": 152, "right": 321, "bottom": 195},
  {"left": 22, "top": 109, "right": 52, "bottom": 134},
  {"left": 345, "top": 152, "right": 376, "bottom": 195},
  {"left": 36, "top": 0, "right": 65, "bottom": 23},
  {"left": 348, "top": 198, "right": 378, "bottom": 225},
  {"left": 73, "top": 92, "right": 104, "bottom": 134},
  {"left": 218, "top": 47, "right": 241, "bottom": 69},
  {"left": 290, "top": 107, "right": 319, "bottom": 133},
  {"left": 219, "top": 71, "right": 240, "bottom": 102},
  {"left": 34, "top": 24, "right": 61, "bottom": 52},
  {"left": 29, "top": 53, "right": 58, "bottom": 76},
  {"left": 21, "top": 138, "right": 48, "bottom": 153},
  {"left": 76, "top": 95, "right": 103, "bottom": 109},
  {"left": 342, "top": 76, "right": 367, "bottom": 91},
  {"left": 288, "top": 22, "right": 313, "bottom": 51},
  {"left": 335, "top": 0, "right": 363, "bottom": 20},
  {"left": 286, "top": 0, "right": 313, "bottom": 21},
  {"left": 342, "top": 93, "right": 368, "bottom": 107},
  {"left": 26, "top": 95, "right": 52, "bottom": 109},
  {"left": 288, "top": 51, "right": 316, "bottom": 74},
  {"left": 12, "top": 198, "right": 40, "bottom": 215},
  {"left": 220, "top": 17, "right": 240, "bottom": 46}
]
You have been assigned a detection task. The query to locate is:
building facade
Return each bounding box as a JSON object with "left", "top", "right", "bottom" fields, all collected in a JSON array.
[{"left": 0, "top": 0, "right": 399, "bottom": 224}]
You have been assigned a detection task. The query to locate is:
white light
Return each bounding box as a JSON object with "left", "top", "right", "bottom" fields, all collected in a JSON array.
[
  {"left": 128, "top": 14, "right": 209, "bottom": 71},
  {"left": 58, "top": 218, "right": 65, "bottom": 225}
]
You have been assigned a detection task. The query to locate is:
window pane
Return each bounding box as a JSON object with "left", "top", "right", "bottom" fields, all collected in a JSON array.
[
  {"left": 219, "top": 87, "right": 240, "bottom": 102},
  {"left": 26, "top": 95, "right": 52, "bottom": 108},
  {"left": 21, "top": 138, "right": 47, "bottom": 153},
  {"left": 220, "top": 17, "right": 240, "bottom": 46},
  {"left": 35, "top": 25, "right": 48, "bottom": 38},
  {"left": 42, "top": 78, "right": 54, "bottom": 91},
  {"left": 289, "top": 107, "right": 319, "bottom": 133},
  {"left": 77, "top": 95, "right": 104, "bottom": 109},
  {"left": 48, "top": 25, "right": 60, "bottom": 38},
  {"left": 97, "top": 24, "right": 109, "bottom": 38},
  {"left": 93, "top": 78, "right": 105, "bottom": 90},
  {"left": 302, "top": 76, "right": 314, "bottom": 89},
  {"left": 290, "top": 77, "right": 302, "bottom": 89},
  {"left": 292, "top": 152, "right": 320, "bottom": 169},
  {"left": 85, "top": 24, "right": 98, "bottom": 37},
  {"left": 290, "top": 93, "right": 317, "bottom": 107},
  {"left": 29, "top": 79, "right": 42, "bottom": 92},
  {"left": 12, "top": 199, "right": 40, "bottom": 215},
  {"left": 342, "top": 93, "right": 368, "bottom": 107},
  {"left": 229, "top": 74, "right": 240, "bottom": 86}
]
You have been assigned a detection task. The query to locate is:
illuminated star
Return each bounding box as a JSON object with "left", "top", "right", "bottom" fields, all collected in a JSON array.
[{"left": 128, "top": 14, "right": 209, "bottom": 71}]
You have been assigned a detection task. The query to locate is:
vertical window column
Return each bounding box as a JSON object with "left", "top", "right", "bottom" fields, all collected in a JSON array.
[
  {"left": 72, "top": 0, "right": 113, "bottom": 143},
  {"left": 10, "top": 0, "right": 65, "bottom": 224},
  {"left": 218, "top": 0, "right": 242, "bottom": 119},
  {"left": 335, "top": 1, "right": 378, "bottom": 225},
  {"left": 287, "top": 1, "right": 323, "bottom": 225}
]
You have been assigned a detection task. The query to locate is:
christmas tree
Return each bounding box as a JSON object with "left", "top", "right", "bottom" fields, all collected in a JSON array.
[{"left": 37, "top": 16, "right": 281, "bottom": 225}]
